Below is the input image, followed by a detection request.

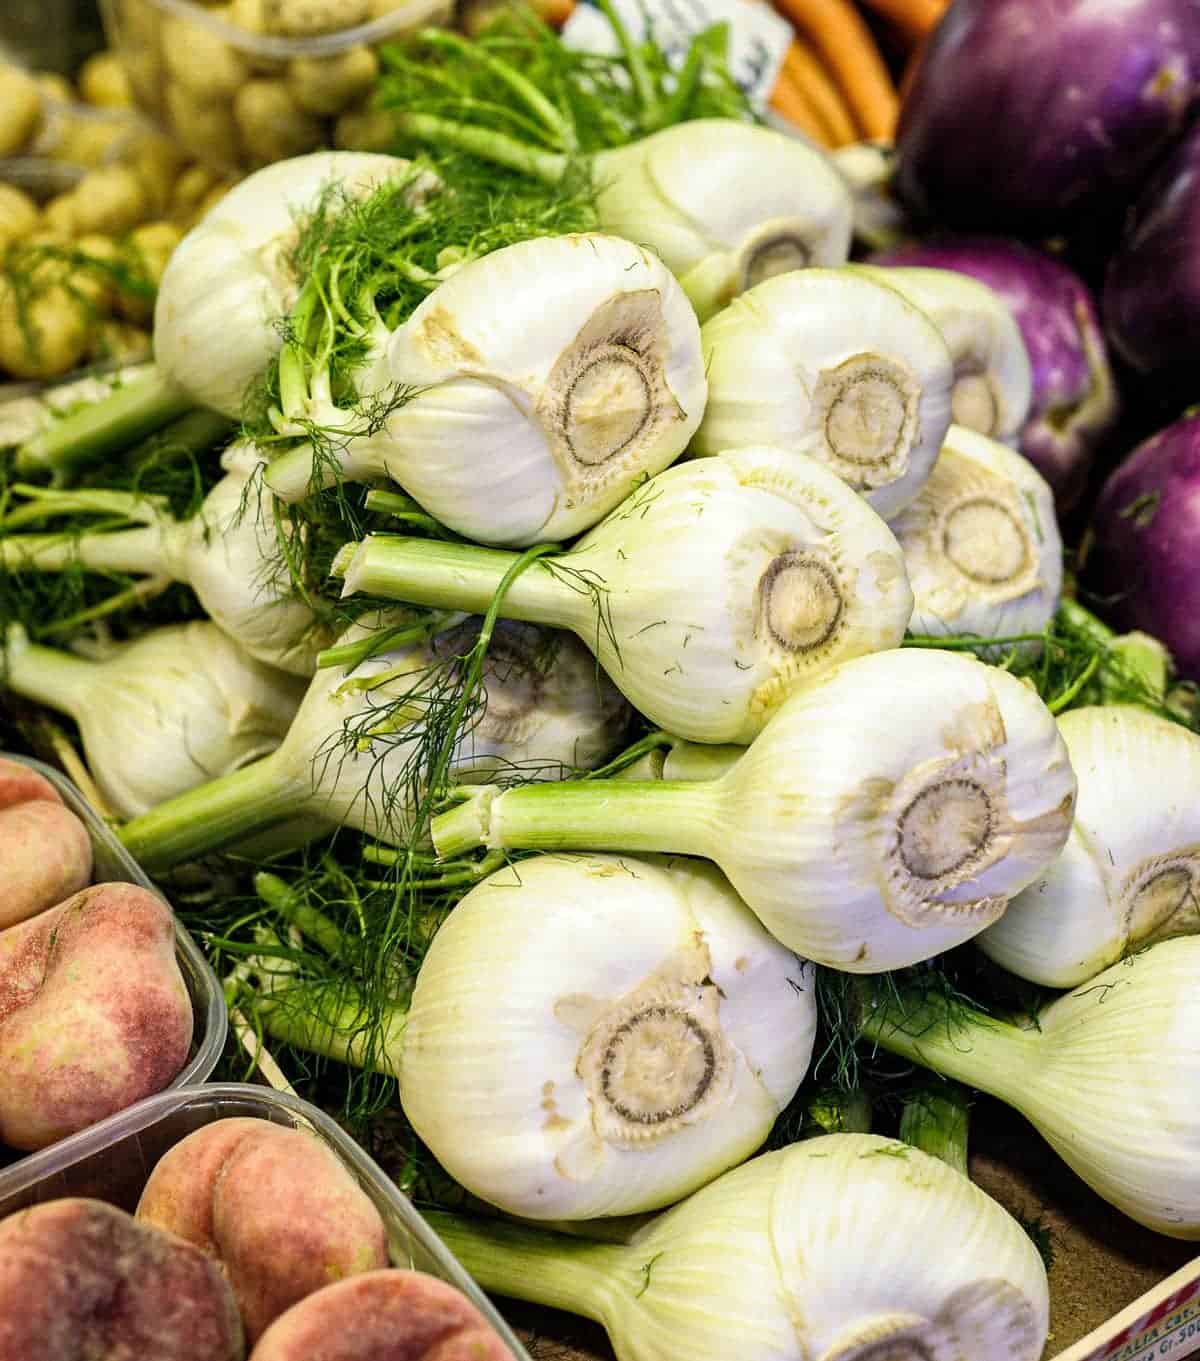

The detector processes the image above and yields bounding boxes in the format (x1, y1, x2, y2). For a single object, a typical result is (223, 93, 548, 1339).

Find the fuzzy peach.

(0, 757, 91, 929)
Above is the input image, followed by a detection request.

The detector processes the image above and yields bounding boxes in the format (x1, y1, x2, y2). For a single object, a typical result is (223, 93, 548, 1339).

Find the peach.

(0, 882, 192, 1150)
(0, 1197, 243, 1361)
(0, 758, 92, 928)
(137, 1119, 389, 1343)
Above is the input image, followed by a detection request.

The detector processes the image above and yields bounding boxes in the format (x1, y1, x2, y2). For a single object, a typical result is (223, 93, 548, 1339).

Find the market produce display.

(5, 0, 1200, 1356)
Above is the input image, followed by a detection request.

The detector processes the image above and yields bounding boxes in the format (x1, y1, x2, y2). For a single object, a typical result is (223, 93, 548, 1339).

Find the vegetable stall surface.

(0, 1197, 243, 1361)
(263, 232, 708, 547)
(0, 755, 92, 928)
(429, 648, 1078, 972)
(137, 1118, 389, 1344)
(871, 237, 1120, 512)
(426, 1133, 1049, 1361)
(887, 424, 1062, 647)
(2, 623, 305, 818)
(862, 935, 1200, 1238)
(692, 267, 955, 517)
(1089, 410, 1200, 681)
(893, 0, 1200, 235)
(0, 882, 192, 1151)
(335, 446, 914, 743)
(979, 705, 1200, 986)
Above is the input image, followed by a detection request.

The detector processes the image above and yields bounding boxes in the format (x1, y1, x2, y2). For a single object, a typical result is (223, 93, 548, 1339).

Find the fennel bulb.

(852, 265, 1033, 443)
(590, 120, 854, 322)
(693, 267, 955, 517)
(431, 647, 1077, 972)
(336, 446, 914, 744)
(1, 622, 305, 819)
(426, 1133, 1049, 1361)
(119, 614, 630, 872)
(1, 442, 325, 676)
(862, 936, 1200, 1238)
(17, 153, 430, 476)
(264, 233, 707, 548)
(978, 705, 1200, 986)
(888, 424, 1062, 644)
(398, 852, 815, 1219)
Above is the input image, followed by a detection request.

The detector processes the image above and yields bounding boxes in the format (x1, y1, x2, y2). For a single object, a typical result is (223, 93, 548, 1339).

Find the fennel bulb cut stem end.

(391, 112, 568, 185)
(338, 536, 574, 627)
(430, 779, 718, 860)
(15, 368, 193, 479)
(119, 754, 305, 873)
(422, 1211, 620, 1323)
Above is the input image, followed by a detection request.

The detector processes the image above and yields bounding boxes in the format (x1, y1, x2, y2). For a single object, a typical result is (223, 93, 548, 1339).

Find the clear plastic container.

(0, 1082, 534, 1360)
(0, 752, 228, 1165)
(98, 0, 454, 171)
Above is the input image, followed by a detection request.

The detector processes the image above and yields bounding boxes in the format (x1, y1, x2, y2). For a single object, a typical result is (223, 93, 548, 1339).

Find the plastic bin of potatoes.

(97, 0, 454, 173)
(0, 52, 243, 384)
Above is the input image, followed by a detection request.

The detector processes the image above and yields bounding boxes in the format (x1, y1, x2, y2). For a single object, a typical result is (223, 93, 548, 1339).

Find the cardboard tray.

(0, 1082, 533, 1359)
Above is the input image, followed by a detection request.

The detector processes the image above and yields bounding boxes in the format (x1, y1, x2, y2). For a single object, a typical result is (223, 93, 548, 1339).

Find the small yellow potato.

(334, 102, 394, 151)
(118, 219, 182, 322)
(119, 47, 165, 111)
(170, 162, 222, 217)
(71, 165, 148, 235)
(128, 130, 186, 213)
(189, 178, 238, 223)
(0, 63, 44, 157)
(39, 193, 80, 238)
(0, 275, 91, 379)
(263, 0, 370, 36)
(78, 51, 135, 108)
(163, 12, 248, 99)
(287, 44, 378, 115)
(233, 79, 323, 165)
(50, 114, 137, 168)
(0, 184, 40, 252)
(164, 83, 243, 167)
(72, 233, 124, 311)
(35, 72, 74, 106)
(225, 0, 288, 72)
(87, 317, 152, 363)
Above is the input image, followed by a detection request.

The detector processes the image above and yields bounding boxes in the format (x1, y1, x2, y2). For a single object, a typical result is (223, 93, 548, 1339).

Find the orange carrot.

(779, 38, 858, 146)
(769, 0, 900, 140)
(859, 0, 948, 44)
(768, 74, 834, 147)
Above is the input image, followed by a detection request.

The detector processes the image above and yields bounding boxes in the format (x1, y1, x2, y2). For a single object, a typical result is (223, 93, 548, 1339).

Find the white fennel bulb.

(428, 1133, 1049, 1361)
(399, 852, 815, 1219)
(863, 936, 1200, 1238)
(264, 233, 708, 547)
(888, 424, 1062, 644)
(978, 705, 1200, 986)
(120, 614, 631, 872)
(337, 446, 914, 744)
(0, 441, 325, 676)
(591, 120, 853, 322)
(432, 647, 1077, 972)
(156, 151, 427, 418)
(2, 622, 305, 818)
(693, 267, 955, 517)
(852, 265, 1033, 442)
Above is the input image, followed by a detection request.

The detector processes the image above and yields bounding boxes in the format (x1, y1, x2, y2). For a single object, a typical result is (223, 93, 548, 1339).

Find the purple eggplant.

(873, 238, 1119, 510)
(1089, 412, 1200, 679)
(1105, 120, 1200, 376)
(894, 0, 1200, 235)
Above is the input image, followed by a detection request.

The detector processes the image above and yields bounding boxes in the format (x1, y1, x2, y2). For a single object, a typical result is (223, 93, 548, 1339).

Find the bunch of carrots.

(768, 0, 949, 146)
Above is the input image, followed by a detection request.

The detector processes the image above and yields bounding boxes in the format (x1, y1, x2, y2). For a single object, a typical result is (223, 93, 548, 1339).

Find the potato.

(165, 83, 243, 168)
(34, 72, 74, 106)
(286, 45, 378, 116)
(0, 184, 38, 252)
(39, 193, 79, 238)
(0, 1198, 243, 1361)
(171, 162, 222, 217)
(163, 11, 249, 100)
(189, 178, 238, 225)
(72, 165, 148, 236)
(233, 80, 324, 166)
(78, 51, 135, 109)
(129, 131, 188, 215)
(87, 318, 152, 363)
(137, 1118, 389, 1343)
(334, 102, 394, 152)
(263, 0, 370, 36)
(0, 64, 43, 157)
(0, 275, 90, 379)
(120, 47, 165, 111)
(0, 882, 192, 1150)
(118, 220, 182, 323)
(49, 115, 136, 169)
(248, 1269, 513, 1361)
(0, 766, 92, 925)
